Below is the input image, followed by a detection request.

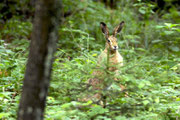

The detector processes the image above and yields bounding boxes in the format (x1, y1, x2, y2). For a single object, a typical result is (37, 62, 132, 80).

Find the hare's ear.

(100, 22, 109, 38)
(113, 21, 125, 37)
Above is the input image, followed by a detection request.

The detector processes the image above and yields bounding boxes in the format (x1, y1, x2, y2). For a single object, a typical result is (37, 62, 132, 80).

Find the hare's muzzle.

(113, 46, 118, 50)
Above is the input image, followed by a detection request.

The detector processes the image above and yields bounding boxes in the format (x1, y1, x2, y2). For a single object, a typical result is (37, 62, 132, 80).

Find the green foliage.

(0, 17, 32, 41)
(0, 0, 180, 120)
(0, 40, 28, 120)
(0, 0, 34, 21)
(133, 0, 155, 20)
(45, 48, 179, 119)
(153, 23, 180, 53)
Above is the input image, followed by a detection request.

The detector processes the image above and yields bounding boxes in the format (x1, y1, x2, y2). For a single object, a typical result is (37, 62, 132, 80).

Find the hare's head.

(100, 21, 125, 51)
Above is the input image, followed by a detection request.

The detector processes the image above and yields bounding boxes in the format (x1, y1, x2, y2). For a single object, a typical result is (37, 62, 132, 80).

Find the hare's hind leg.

(78, 78, 104, 104)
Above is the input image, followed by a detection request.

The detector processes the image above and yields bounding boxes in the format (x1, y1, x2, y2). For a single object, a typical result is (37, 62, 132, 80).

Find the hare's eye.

(107, 39, 110, 42)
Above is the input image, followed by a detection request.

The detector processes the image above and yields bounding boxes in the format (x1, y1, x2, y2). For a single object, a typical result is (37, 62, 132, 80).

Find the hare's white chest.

(113, 52, 123, 66)
(97, 50, 123, 69)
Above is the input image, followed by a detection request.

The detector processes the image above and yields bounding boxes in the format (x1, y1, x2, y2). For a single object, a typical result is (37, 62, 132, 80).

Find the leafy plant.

(0, 0, 180, 119)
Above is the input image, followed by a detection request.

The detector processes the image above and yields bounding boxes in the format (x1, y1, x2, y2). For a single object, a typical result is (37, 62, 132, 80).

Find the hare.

(87, 21, 125, 104)
(97, 21, 124, 73)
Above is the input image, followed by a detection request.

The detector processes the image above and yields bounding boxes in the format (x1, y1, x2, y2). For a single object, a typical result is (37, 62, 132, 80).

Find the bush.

(0, 0, 179, 119)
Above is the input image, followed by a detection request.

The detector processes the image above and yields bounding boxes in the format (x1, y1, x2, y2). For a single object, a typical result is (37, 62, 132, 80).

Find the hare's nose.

(114, 46, 117, 50)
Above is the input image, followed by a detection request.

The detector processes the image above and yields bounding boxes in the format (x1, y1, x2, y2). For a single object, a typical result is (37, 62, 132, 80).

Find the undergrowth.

(0, 0, 180, 120)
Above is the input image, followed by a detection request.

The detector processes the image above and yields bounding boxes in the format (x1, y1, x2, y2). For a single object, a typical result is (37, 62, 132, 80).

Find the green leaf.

(163, 31, 174, 35)
(138, 82, 145, 89)
(115, 116, 127, 120)
(0, 113, 10, 119)
(139, 7, 146, 14)
(164, 23, 178, 28)
(136, 48, 146, 52)
(154, 97, 160, 103)
(155, 25, 164, 29)
(151, 39, 162, 44)
(88, 106, 109, 117)
(169, 46, 179, 52)
(109, 83, 121, 91)
(143, 100, 150, 105)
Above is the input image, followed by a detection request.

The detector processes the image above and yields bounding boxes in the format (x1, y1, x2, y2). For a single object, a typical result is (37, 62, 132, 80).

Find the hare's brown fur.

(92, 21, 124, 78)
(83, 21, 125, 103)
(98, 36, 123, 70)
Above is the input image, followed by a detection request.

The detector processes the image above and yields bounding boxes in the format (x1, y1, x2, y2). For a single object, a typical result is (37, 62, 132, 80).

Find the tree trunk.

(17, 0, 62, 120)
